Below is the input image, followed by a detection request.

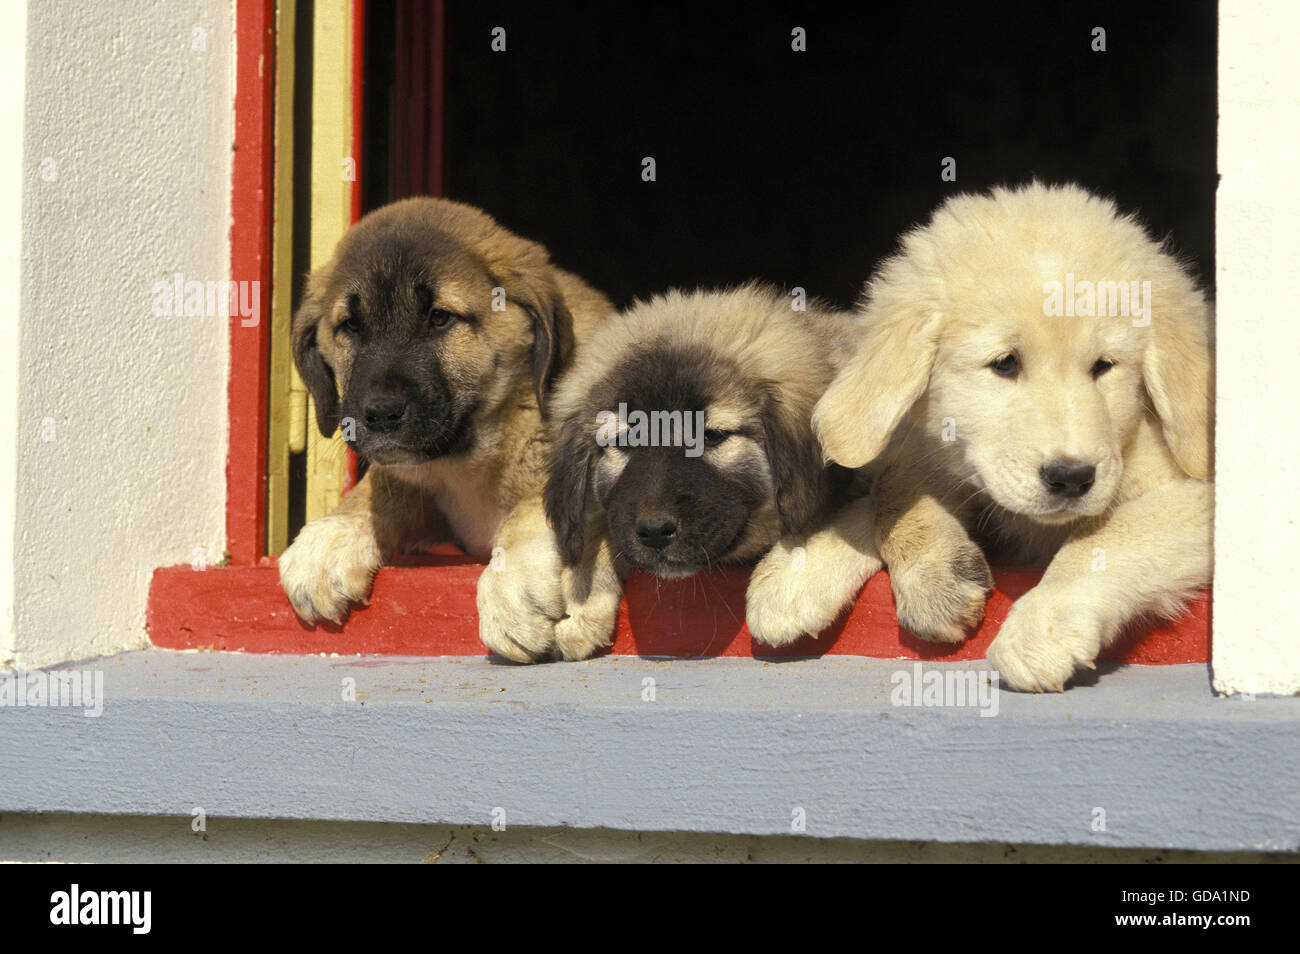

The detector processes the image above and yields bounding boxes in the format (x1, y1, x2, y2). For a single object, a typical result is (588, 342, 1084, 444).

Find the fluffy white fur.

(754, 182, 1214, 691)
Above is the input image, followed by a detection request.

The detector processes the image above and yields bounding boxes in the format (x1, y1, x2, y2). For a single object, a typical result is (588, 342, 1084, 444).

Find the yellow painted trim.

(267, 0, 299, 555)
(305, 0, 354, 523)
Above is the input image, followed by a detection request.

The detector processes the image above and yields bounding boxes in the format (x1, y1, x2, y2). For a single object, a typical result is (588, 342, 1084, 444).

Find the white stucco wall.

(0, 1, 27, 667)
(1213, 0, 1300, 696)
(7, 1, 232, 668)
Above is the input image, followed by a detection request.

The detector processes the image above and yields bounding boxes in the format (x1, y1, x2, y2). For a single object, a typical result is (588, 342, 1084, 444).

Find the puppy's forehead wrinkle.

(941, 304, 1146, 354)
(334, 223, 489, 301)
(344, 271, 419, 322)
(600, 345, 754, 414)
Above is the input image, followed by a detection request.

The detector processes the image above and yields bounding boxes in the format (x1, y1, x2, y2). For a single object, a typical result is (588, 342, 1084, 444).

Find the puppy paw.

(890, 543, 993, 644)
(747, 536, 881, 647)
(986, 584, 1106, 692)
(553, 592, 619, 661)
(746, 542, 824, 647)
(278, 514, 383, 625)
(475, 541, 566, 663)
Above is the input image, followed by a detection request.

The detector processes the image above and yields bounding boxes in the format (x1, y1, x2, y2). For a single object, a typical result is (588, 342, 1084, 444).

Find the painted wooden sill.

(147, 554, 1209, 663)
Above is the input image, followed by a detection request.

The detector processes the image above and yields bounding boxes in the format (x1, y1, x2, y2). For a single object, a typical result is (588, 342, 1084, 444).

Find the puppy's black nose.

(362, 395, 408, 433)
(1040, 459, 1096, 498)
(635, 513, 678, 550)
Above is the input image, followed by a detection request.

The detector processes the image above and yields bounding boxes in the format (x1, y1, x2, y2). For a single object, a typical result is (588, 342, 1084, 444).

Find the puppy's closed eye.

(337, 293, 364, 339)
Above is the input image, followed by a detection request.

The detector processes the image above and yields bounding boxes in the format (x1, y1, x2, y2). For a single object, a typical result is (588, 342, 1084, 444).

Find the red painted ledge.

(147, 556, 1209, 663)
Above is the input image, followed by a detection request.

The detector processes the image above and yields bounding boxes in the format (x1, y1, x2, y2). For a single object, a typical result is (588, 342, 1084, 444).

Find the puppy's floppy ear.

(544, 413, 595, 565)
(1143, 290, 1214, 479)
(813, 308, 939, 468)
(521, 280, 575, 416)
(494, 245, 576, 415)
(761, 383, 828, 536)
(291, 279, 341, 437)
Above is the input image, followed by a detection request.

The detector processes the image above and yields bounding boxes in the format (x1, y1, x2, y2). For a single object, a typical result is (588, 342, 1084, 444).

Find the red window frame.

(226, 0, 275, 568)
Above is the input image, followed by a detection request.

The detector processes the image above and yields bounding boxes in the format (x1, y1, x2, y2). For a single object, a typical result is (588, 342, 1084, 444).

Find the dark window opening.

(362, 2, 1217, 310)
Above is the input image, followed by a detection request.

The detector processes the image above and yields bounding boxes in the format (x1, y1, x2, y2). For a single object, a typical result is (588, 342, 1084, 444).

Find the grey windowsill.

(0, 650, 1296, 851)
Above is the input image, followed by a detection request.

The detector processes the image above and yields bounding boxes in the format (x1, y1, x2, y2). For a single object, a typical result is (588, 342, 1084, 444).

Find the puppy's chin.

(349, 415, 475, 465)
(623, 534, 760, 578)
(633, 557, 701, 579)
(356, 445, 439, 466)
(1015, 505, 1091, 526)
(618, 541, 710, 578)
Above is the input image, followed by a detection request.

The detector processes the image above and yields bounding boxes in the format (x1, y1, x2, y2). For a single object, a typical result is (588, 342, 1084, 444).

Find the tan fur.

(793, 183, 1214, 689)
(277, 198, 614, 655)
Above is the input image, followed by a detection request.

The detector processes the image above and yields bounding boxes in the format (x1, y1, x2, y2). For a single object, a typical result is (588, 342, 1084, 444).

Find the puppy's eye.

(989, 353, 1020, 378)
(1091, 358, 1115, 379)
(703, 429, 731, 448)
(337, 317, 361, 338)
(429, 308, 459, 330)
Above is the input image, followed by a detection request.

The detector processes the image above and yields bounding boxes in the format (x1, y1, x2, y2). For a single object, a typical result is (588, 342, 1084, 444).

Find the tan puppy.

(277, 197, 613, 662)
(527, 284, 867, 662)
(757, 183, 1213, 691)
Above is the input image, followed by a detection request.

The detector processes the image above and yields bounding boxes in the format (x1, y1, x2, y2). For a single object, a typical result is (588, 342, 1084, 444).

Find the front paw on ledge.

(278, 515, 383, 625)
(475, 557, 563, 663)
(476, 543, 619, 663)
(986, 585, 1106, 692)
(745, 539, 876, 648)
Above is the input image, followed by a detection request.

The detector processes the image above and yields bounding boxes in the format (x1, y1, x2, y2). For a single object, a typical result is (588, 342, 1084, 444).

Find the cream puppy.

(754, 182, 1213, 691)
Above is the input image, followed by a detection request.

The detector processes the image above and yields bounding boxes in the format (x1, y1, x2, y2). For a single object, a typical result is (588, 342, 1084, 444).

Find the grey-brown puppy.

(278, 197, 613, 662)
(527, 283, 873, 662)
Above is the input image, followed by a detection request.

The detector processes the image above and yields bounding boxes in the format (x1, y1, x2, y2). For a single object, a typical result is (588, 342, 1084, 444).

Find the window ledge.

(1, 650, 1295, 851)
(147, 562, 1210, 663)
